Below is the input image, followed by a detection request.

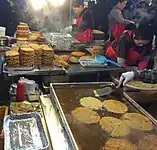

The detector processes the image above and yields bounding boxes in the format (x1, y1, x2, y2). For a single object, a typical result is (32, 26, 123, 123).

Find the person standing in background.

(0, 0, 18, 36)
(64, 0, 94, 43)
(108, 0, 134, 41)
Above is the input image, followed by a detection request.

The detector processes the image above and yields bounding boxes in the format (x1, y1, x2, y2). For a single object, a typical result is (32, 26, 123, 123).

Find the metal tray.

(50, 82, 157, 150)
(4, 63, 34, 71)
(43, 32, 73, 51)
(4, 112, 49, 150)
(79, 59, 107, 68)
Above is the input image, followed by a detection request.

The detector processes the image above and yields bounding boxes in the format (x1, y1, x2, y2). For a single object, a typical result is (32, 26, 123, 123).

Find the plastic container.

(0, 27, 6, 37)
(24, 80, 36, 94)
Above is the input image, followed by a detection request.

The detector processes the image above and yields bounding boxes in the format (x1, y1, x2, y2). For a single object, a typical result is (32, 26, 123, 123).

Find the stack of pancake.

(16, 23, 29, 43)
(38, 35, 46, 43)
(29, 44, 43, 66)
(42, 45, 54, 65)
(20, 47, 35, 67)
(28, 31, 41, 43)
(5, 50, 20, 67)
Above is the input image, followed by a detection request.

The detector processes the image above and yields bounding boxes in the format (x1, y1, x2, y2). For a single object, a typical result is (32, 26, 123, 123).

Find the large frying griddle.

(50, 82, 157, 150)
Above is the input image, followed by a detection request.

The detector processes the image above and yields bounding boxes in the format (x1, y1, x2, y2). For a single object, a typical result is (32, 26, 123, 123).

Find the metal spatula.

(94, 82, 140, 98)
(94, 84, 123, 98)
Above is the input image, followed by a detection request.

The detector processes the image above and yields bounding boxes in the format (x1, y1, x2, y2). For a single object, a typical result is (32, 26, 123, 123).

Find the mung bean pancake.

(103, 100, 128, 114)
(100, 117, 121, 134)
(138, 134, 157, 150)
(111, 121, 130, 137)
(123, 113, 153, 131)
(80, 97, 103, 110)
(71, 107, 100, 124)
(128, 80, 157, 89)
(104, 138, 137, 150)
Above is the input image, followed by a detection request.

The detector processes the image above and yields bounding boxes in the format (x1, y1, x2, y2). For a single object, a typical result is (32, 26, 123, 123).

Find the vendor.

(105, 24, 154, 70)
(64, 0, 94, 43)
(108, 0, 134, 40)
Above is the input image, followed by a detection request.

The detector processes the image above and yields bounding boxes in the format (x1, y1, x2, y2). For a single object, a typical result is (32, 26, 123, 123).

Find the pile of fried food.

(71, 97, 156, 150)
(10, 101, 41, 114)
(5, 44, 54, 67)
(128, 80, 157, 89)
(53, 51, 94, 68)
(16, 23, 45, 44)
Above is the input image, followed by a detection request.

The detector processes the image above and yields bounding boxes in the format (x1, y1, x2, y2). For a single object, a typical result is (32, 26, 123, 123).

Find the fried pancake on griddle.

(104, 138, 137, 150)
(80, 97, 103, 110)
(71, 107, 100, 124)
(111, 121, 130, 137)
(138, 134, 157, 150)
(100, 117, 121, 134)
(123, 113, 153, 131)
(103, 100, 128, 114)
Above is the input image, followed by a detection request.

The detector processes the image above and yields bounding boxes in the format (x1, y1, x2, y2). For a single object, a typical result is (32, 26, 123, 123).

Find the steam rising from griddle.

(15, 1, 70, 32)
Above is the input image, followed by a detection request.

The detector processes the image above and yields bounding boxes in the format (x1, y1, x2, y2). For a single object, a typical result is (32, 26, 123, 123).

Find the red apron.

(76, 17, 93, 43)
(105, 31, 148, 69)
(111, 24, 125, 41)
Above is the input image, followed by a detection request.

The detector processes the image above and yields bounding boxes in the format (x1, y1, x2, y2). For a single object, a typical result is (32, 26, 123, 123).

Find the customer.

(108, 0, 134, 40)
(105, 24, 154, 70)
(64, 0, 94, 43)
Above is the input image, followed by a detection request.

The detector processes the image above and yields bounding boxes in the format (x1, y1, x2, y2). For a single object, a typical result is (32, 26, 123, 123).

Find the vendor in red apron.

(105, 24, 154, 70)
(64, 0, 94, 43)
(72, 0, 94, 43)
(108, 0, 135, 41)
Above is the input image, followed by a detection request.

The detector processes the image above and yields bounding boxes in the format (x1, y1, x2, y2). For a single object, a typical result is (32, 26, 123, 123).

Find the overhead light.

(30, 0, 47, 11)
(48, 0, 66, 7)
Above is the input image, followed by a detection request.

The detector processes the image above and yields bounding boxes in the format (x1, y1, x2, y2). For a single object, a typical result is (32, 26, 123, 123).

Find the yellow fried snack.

(104, 138, 137, 150)
(123, 113, 153, 131)
(80, 97, 103, 110)
(53, 59, 69, 68)
(103, 100, 128, 114)
(71, 51, 86, 57)
(100, 117, 121, 134)
(111, 121, 130, 137)
(71, 107, 100, 124)
(80, 55, 94, 60)
(69, 56, 79, 63)
(138, 135, 157, 150)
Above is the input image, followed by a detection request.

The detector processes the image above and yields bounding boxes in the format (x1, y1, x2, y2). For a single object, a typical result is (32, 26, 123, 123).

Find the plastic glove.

(62, 26, 72, 33)
(119, 71, 135, 86)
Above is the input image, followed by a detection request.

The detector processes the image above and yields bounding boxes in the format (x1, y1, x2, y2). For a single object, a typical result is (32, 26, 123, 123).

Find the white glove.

(62, 26, 72, 33)
(119, 71, 135, 86)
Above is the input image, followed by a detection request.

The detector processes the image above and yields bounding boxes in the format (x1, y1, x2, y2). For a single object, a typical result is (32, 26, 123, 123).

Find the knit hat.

(135, 23, 154, 41)
(73, 0, 84, 7)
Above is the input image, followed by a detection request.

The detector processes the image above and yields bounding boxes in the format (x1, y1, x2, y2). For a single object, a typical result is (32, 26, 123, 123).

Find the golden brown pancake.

(111, 121, 130, 137)
(138, 134, 157, 150)
(100, 117, 121, 134)
(80, 97, 103, 110)
(104, 138, 137, 150)
(103, 100, 128, 114)
(123, 113, 153, 131)
(71, 51, 85, 57)
(71, 107, 100, 124)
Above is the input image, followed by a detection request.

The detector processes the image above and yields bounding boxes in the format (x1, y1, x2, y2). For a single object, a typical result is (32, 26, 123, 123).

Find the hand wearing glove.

(62, 26, 72, 33)
(119, 71, 135, 86)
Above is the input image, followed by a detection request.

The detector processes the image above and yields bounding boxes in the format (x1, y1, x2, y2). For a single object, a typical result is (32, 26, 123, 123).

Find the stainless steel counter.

(40, 95, 71, 150)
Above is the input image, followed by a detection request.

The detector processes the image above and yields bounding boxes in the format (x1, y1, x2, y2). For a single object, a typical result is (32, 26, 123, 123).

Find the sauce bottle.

(16, 80, 25, 102)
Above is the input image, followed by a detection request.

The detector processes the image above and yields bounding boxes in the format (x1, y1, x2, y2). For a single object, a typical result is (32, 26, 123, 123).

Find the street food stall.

(1, 0, 157, 150)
